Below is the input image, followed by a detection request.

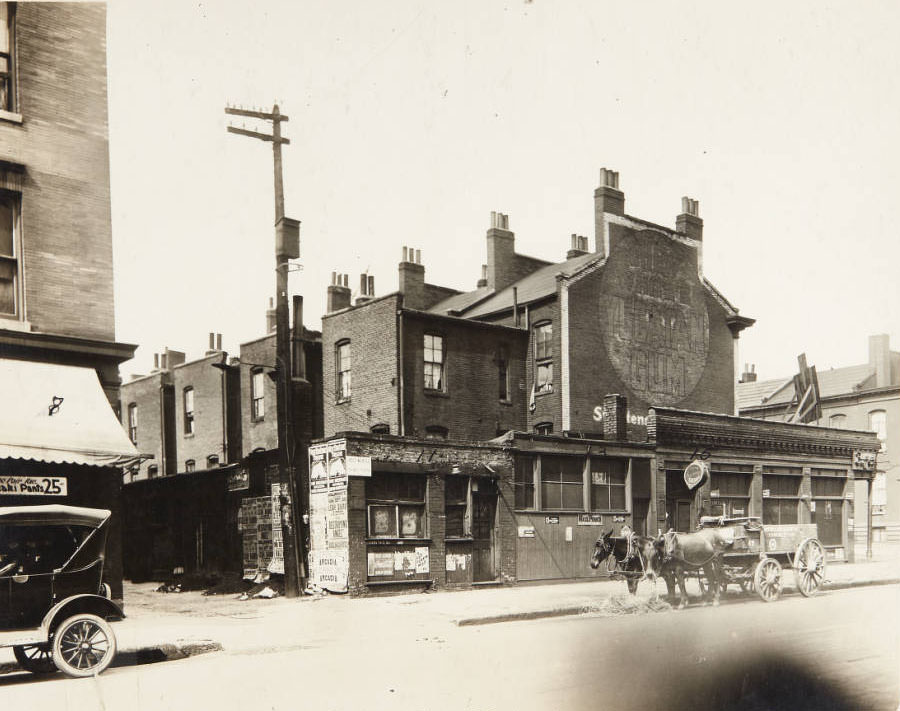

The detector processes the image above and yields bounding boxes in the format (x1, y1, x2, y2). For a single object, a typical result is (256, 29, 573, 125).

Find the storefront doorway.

(472, 482, 497, 582)
(665, 469, 694, 532)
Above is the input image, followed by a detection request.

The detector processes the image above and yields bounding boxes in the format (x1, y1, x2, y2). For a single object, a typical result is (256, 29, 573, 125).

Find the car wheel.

(51, 613, 117, 678)
(13, 643, 56, 674)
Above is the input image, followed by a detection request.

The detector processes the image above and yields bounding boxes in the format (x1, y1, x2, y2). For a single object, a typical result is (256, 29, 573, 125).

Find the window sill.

(334, 398, 351, 406)
(0, 316, 30, 332)
(366, 538, 431, 545)
(424, 389, 450, 399)
(444, 536, 474, 543)
(534, 389, 554, 398)
(183, 433, 195, 439)
(499, 399, 513, 407)
(0, 110, 23, 125)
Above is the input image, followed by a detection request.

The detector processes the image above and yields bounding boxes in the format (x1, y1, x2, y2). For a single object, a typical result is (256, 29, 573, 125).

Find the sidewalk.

(3, 550, 898, 672)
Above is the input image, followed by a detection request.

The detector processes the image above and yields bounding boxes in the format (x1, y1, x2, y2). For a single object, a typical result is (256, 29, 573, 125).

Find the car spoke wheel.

(51, 613, 117, 678)
(793, 537, 826, 597)
(13, 643, 56, 674)
(754, 557, 783, 602)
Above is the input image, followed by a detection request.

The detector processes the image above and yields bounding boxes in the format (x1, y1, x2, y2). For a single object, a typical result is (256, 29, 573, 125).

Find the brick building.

(738, 334, 900, 545)
(0, 4, 140, 601)
(312, 171, 880, 594)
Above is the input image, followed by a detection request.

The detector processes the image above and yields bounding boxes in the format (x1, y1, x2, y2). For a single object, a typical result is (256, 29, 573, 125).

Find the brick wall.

(322, 295, 400, 437)
(0, 4, 116, 340)
(120, 371, 171, 480)
(172, 353, 227, 470)
(240, 335, 278, 456)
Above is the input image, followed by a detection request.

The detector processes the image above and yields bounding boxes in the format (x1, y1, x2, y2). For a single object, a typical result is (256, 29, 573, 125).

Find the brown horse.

(591, 527, 664, 599)
(657, 527, 734, 608)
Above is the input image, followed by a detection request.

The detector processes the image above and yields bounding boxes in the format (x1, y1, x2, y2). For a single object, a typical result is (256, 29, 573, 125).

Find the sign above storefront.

(852, 450, 876, 473)
(347, 455, 371, 477)
(227, 468, 249, 491)
(0, 475, 67, 496)
(683, 460, 709, 490)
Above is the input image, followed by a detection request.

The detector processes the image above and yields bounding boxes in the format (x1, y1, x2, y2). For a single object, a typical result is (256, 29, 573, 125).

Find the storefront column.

(749, 464, 763, 518)
(654, 457, 667, 535)
(799, 466, 812, 525)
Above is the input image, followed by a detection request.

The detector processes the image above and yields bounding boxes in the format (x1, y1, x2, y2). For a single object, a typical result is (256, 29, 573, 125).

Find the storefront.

(0, 359, 144, 601)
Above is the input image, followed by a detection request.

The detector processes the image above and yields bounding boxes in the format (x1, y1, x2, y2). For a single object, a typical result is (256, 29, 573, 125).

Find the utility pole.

(225, 103, 305, 598)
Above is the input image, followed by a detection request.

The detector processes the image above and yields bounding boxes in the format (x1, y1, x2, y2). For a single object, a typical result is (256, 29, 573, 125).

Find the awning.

(0, 359, 144, 467)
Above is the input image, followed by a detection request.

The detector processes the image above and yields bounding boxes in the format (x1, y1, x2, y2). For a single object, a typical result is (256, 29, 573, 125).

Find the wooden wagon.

(696, 515, 827, 602)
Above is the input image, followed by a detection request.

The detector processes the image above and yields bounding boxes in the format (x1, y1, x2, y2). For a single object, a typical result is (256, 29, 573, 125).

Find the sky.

(106, 1, 900, 382)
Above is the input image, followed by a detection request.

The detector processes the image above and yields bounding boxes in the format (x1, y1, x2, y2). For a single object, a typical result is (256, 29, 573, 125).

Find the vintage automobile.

(0, 504, 123, 677)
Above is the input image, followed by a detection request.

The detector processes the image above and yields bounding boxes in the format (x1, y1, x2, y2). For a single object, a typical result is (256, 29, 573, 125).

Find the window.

(127, 403, 138, 445)
(868, 410, 887, 451)
(424, 425, 448, 440)
(147, 465, 159, 479)
(828, 414, 847, 429)
(370, 423, 390, 435)
(873, 471, 887, 516)
(445, 476, 469, 538)
(534, 422, 553, 435)
(367, 472, 426, 539)
(515, 457, 535, 510)
(534, 322, 553, 393)
(590, 458, 627, 511)
(541, 456, 584, 510)
(707, 464, 753, 518)
(183, 387, 194, 434)
(0, 3, 16, 113)
(335, 341, 351, 401)
(0, 190, 21, 317)
(762, 468, 801, 525)
(251, 369, 266, 420)
(498, 346, 509, 401)
(424, 334, 444, 391)
(185, 459, 196, 473)
(206, 454, 219, 468)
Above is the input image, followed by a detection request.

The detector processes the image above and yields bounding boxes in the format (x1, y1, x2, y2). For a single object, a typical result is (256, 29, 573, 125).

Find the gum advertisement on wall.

(308, 440, 349, 592)
(600, 230, 709, 407)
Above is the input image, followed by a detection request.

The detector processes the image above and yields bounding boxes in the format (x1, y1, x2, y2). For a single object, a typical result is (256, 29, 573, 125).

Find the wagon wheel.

(13, 643, 56, 674)
(51, 614, 117, 678)
(754, 557, 783, 602)
(793, 537, 826, 597)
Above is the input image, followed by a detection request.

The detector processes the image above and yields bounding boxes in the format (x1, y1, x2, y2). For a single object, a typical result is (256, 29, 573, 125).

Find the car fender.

(41, 594, 125, 635)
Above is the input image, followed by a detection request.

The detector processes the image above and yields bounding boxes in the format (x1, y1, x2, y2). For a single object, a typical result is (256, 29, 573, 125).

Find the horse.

(656, 527, 734, 608)
(590, 526, 664, 599)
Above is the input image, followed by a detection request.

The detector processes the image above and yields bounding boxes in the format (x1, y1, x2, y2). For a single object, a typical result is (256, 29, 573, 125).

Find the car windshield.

(0, 524, 93, 575)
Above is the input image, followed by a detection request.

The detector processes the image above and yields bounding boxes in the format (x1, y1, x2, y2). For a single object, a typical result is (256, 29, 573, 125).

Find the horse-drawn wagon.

(696, 515, 827, 602)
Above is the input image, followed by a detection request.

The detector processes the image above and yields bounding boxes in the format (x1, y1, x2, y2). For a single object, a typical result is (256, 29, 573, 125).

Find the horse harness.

(605, 532, 647, 578)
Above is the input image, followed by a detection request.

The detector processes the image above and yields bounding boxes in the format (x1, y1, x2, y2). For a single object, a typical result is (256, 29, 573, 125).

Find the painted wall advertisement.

(308, 440, 350, 592)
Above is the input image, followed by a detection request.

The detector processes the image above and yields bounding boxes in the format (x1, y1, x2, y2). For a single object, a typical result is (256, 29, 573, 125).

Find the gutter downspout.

(397, 299, 405, 436)
(220, 365, 229, 464)
(158, 379, 167, 476)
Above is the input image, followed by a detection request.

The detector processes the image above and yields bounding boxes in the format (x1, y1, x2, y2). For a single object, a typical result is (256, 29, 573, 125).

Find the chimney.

(266, 297, 277, 333)
(602, 393, 628, 442)
(676, 196, 703, 241)
(869, 334, 891, 388)
(398, 246, 426, 310)
(153, 353, 160, 371)
(327, 272, 352, 312)
(217, 333, 222, 351)
(740, 363, 758, 383)
(567, 233, 589, 260)
(355, 273, 376, 306)
(205, 332, 219, 356)
(594, 168, 624, 257)
(477, 264, 488, 289)
(164, 347, 186, 369)
(486, 211, 515, 291)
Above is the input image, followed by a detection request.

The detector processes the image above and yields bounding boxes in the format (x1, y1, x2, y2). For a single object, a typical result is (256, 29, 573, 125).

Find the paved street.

(1, 584, 896, 710)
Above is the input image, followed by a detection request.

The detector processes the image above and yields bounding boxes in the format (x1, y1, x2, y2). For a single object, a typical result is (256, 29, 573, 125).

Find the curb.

(454, 577, 900, 627)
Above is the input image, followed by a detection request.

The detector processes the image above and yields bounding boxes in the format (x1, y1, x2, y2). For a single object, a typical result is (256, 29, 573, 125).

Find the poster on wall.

(307, 440, 350, 592)
(268, 483, 285, 575)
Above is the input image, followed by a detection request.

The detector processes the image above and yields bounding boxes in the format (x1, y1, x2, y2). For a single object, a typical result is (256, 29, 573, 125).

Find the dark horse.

(590, 526, 663, 598)
(657, 527, 734, 608)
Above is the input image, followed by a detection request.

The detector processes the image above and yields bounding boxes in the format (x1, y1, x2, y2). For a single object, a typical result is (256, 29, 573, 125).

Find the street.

(0, 584, 896, 710)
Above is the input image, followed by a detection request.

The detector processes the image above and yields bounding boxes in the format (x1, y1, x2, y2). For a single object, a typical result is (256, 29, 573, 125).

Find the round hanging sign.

(683, 459, 709, 490)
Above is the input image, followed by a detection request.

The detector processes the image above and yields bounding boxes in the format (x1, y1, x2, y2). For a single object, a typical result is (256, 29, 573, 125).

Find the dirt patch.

(587, 594, 673, 616)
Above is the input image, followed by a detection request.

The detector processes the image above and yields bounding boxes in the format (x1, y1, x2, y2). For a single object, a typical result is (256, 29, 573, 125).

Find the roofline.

(320, 291, 401, 320)
(402, 308, 528, 334)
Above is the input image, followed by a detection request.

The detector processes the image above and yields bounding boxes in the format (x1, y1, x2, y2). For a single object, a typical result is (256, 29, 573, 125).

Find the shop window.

(424, 425, 448, 440)
(868, 410, 887, 451)
(183, 387, 194, 435)
(335, 340, 351, 402)
(251, 369, 266, 421)
(515, 456, 535, 510)
(533, 322, 553, 393)
(590, 458, 627, 511)
(367, 472, 427, 539)
(0, 4, 16, 113)
(541, 456, 584, 511)
(811, 477, 844, 498)
(762, 471, 800, 525)
(127, 403, 138, 445)
(828, 413, 846, 429)
(445, 476, 469, 538)
(498, 346, 510, 401)
(424, 334, 444, 391)
(708, 467, 752, 518)
(0, 190, 21, 317)
(534, 422, 553, 435)
(185, 459, 196, 473)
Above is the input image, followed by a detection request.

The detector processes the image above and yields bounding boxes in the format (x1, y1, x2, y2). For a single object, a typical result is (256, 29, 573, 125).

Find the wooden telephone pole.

(225, 103, 306, 597)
